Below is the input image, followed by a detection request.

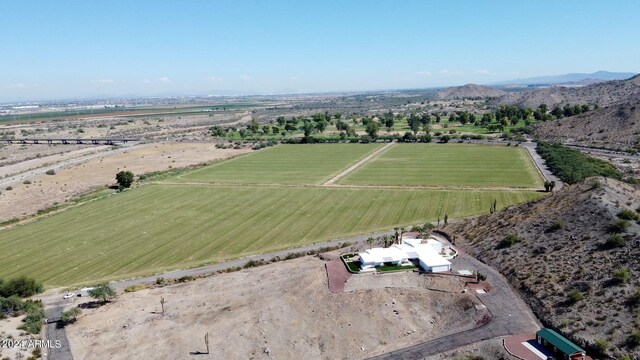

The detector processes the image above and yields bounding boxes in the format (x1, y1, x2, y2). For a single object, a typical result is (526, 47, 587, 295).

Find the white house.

(358, 237, 451, 272)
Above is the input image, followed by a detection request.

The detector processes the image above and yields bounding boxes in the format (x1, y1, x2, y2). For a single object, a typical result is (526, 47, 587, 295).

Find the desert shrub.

(609, 219, 630, 233)
(547, 219, 567, 232)
(605, 234, 626, 248)
(617, 209, 640, 221)
(18, 301, 44, 334)
(5, 186, 13, 191)
(612, 267, 630, 284)
(593, 338, 609, 356)
(568, 289, 584, 303)
(243, 259, 267, 269)
(124, 285, 145, 293)
(23, 180, 32, 185)
(498, 233, 520, 248)
(155, 277, 166, 285)
(45, 169, 55, 175)
(177, 275, 195, 283)
(629, 329, 640, 347)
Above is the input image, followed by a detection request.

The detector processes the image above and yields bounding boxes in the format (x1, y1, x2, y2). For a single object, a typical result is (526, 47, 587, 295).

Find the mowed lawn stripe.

(176, 143, 383, 185)
(338, 143, 544, 188)
(0, 184, 543, 286)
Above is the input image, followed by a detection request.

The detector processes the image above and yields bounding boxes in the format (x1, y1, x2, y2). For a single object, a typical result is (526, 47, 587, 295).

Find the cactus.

(160, 297, 166, 315)
(204, 332, 210, 354)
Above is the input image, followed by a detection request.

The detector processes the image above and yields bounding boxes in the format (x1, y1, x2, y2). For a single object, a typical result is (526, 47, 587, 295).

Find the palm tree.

(393, 227, 400, 244)
(399, 227, 406, 244)
(367, 237, 375, 249)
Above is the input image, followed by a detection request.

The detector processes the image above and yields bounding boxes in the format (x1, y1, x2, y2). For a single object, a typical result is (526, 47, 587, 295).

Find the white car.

(63, 293, 75, 299)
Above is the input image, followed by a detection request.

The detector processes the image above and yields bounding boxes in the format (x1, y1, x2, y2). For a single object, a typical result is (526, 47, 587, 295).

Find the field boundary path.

(323, 142, 394, 185)
(521, 141, 563, 192)
(367, 235, 540, 360)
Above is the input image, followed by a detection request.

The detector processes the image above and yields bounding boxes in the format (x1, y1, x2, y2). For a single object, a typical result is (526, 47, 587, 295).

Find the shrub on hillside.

(547, 219, 567, 232)
(567, 289, 584, 303)
(612, 267, 631, 284)
(497, 233, 521, 249)
(609, 219, 630, 233)
(45, 169, 56, 175)
(605, 234, 626, 248)
(617, 209, 640, 221)
(593, 338, 609, 356)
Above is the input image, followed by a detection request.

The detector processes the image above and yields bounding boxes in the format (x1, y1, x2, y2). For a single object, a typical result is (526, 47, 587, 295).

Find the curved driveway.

(367, 240, 539, 360)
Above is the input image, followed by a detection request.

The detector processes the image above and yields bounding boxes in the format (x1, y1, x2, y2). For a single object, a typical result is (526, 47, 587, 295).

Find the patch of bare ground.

(0, 315, 41, 360)
(444, 177, 640, 358)
(421, 337, 513, 360)
(65, 256, 486, 360)
(0, 142, 250, 221)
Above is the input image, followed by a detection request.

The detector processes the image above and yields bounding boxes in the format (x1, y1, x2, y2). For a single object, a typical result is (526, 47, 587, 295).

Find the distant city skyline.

(1, 0, 639, 102)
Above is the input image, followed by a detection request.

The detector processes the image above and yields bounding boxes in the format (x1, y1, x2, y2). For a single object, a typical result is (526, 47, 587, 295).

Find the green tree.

(116, 171, 134, 189)
(61, 307, 82, 325)
(365, 121, 380, 139)
(0, 276, 43, 298)
(276, 116, 286, 126)
(88, 283, 117, 303)
(301, 121, 316, 138)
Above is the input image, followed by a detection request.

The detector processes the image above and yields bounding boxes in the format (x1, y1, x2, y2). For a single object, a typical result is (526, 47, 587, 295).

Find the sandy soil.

(0, 142, 250, 220)
(0, 315, 41, 360)
(65, 257, 486, 360)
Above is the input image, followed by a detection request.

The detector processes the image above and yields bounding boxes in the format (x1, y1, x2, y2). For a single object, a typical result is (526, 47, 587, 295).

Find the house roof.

(359, 247, 407, 264)
(415, 246, 451, 267)
(537, 328, 585, 355)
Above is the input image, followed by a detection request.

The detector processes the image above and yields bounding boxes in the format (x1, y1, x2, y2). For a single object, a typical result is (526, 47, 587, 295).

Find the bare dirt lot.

(65, 256, 486, 360)
(0, 142, 250, 220)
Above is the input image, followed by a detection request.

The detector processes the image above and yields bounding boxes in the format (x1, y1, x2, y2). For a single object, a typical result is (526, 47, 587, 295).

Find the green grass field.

(0, 143, 546, 287)
(176, 143, 382, 184)
(339, 143, 543, 188)
(0, 184, 542, 286)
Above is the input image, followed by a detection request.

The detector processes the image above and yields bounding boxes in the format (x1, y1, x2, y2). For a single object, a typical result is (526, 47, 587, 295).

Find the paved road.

(43, 300, 73, 360)
(367, 237, 539, 360)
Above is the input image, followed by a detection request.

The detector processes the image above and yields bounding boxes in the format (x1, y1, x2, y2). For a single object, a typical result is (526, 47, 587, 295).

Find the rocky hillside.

(534, 100, 640, 151)
(434, 84, 506, 100)
(496, 74, 640, 108)
(444, 178, 640, 358)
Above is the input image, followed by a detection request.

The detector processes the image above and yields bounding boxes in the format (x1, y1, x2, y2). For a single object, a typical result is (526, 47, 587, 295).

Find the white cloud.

(438, 70, 464, 76)
(240, 74, 253, 81)
(415, 71, 432, 76)
(7, 83, 26, 89)
(475, 69, 490, 75)
(90, 79, 114, 84)
(158, 76, 171, 83)
(142, 79, 152, 83)
(208, 76, 223, 82)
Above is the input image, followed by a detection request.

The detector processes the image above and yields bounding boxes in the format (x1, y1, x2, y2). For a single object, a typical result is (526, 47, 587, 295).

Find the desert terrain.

(64, 256, 486, 360)
(0, 142, 250, 221)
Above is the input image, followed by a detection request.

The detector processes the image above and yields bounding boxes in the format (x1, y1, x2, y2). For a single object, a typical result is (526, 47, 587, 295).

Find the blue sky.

(1, 0, 639, 102)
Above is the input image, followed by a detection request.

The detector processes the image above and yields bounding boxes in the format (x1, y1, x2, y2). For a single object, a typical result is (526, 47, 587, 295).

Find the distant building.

(358, 237, 451, 273)
(536, 328, 586, 360)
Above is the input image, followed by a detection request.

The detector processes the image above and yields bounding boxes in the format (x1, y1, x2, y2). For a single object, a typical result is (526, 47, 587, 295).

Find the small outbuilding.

(536, 328, 586, 360)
